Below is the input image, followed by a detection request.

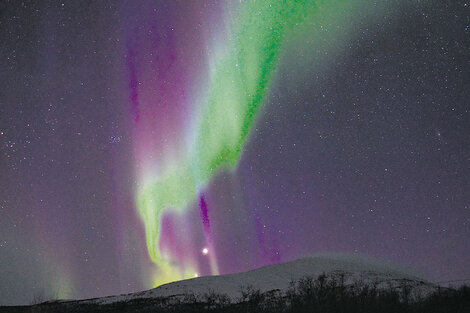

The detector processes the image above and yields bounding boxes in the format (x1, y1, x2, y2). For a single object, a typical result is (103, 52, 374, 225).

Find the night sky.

(1, 0, 469, 306)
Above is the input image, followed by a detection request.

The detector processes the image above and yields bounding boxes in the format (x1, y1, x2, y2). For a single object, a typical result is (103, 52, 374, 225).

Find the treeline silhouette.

(2, 274, 470, 313)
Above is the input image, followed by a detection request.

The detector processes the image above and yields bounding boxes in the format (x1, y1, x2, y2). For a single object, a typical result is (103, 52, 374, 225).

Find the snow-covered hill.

(88, 253, 435, 305)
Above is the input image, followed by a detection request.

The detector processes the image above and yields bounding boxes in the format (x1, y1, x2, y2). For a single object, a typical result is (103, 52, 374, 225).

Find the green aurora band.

(136, 0, 358, 282)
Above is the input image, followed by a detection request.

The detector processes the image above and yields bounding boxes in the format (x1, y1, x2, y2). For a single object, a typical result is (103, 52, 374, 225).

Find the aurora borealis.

(133, 0, 322, 284)
(1, 0, 470, 305)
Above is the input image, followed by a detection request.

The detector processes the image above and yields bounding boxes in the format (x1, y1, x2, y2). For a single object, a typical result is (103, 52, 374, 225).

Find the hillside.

(88, 253, 434, 305)
(2, 253, 452, 313)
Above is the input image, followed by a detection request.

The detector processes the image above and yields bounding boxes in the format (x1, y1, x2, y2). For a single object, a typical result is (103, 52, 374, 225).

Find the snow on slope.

(88, 253, 435, 305)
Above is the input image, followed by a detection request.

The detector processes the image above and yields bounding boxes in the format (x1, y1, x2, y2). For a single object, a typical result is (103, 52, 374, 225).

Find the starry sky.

(1, 0, 469, 306)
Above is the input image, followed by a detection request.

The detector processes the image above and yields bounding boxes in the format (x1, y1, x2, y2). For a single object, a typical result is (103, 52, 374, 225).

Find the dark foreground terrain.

(2, 275, 469, 313)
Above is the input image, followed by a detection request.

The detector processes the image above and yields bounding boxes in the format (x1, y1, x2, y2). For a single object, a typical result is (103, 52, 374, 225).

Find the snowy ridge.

(85, 253, 435, 305)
